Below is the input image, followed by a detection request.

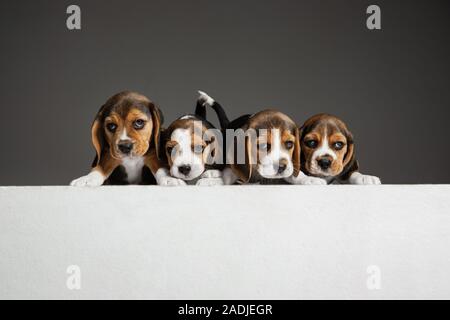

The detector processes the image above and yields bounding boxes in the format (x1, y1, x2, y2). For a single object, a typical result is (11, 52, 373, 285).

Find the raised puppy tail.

(196, 90, 230, 130)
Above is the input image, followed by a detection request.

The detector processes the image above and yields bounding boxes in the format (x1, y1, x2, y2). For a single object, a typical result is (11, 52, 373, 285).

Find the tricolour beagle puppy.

(70, 91, 177, 186)
(298, 113, 381, 184)
(158, 91, 229, 186)
(223, 109, 326, 185)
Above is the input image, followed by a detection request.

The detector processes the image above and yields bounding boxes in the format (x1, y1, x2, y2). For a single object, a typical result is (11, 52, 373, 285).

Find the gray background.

(0, 0, 449, 185)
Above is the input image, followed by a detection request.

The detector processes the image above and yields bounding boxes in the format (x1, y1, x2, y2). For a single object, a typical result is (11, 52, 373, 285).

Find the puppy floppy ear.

(340, 129, 359, 180)
(91, 105, 106, 168)
(148, 102, 163, 159)
(232, 135, 253, 183)
(158, 128, 169, 164)
(342, 130, 355, 168)
(298, 125, 309, 173)
(292, 127, 301, 177)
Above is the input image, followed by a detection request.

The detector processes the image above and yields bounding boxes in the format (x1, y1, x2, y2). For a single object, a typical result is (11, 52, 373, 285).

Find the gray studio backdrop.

(0, 0, 449, 185)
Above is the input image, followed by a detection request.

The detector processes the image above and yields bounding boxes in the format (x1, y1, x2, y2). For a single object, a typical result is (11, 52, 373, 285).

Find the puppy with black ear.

(159, 91, 229, 186)
(223, 109, 326, 185)
(297, 113, 381, 184)
(70, 91, 178, 186)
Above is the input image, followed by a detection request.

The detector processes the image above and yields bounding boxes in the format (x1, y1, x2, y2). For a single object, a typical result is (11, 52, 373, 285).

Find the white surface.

(0, 185, 449, 300)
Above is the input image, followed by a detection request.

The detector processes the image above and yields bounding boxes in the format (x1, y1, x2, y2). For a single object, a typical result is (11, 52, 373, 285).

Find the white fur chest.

(121, 156, 145, 184)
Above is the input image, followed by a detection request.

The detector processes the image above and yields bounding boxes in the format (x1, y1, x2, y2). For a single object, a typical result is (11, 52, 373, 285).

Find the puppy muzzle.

(317, 157, 332, 170)
(310, 155, 334, 176)
(118, 140, 134, 155)
(258, 158, 293, 179)
(178, 165, 191, 176)
(170, 162, 205, 181)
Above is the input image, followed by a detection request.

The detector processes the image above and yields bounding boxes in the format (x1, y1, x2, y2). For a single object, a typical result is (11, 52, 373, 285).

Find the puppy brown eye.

(166, 146, 174, 155)
(305, 140, 318, 148)
(193, 145, 204, 154)
(133, 119, 146, 130)
(106, 123, 117, 133)
(285, 141, 294, 149)
(333, 141, 344, 150)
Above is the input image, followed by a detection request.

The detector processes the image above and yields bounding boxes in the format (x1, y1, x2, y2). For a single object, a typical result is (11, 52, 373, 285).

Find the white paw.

(197, 90, 215, 107)
(299, 176, 327, 185)
(157, 176, 187, 186)
(196, 177, 224, 186)
(70, 171, 104, 187)
(285, 172, 327, 185)
(350, 173, 381, 185)
(200, 169, 222, 179)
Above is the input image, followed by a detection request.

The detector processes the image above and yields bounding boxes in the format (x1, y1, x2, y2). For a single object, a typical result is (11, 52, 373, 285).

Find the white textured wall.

(0, 185, 449, 300)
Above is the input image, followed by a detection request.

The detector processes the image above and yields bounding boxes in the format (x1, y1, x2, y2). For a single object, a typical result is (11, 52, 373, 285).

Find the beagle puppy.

(70, 91, 177, 186)
(298, 113, 381, 184)
(158, 91, 229, 186)
(223, 109, 326, 185)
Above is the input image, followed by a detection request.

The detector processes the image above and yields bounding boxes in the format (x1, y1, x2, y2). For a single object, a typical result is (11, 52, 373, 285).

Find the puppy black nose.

(317, 158, 332, 170)
(118, 141, 133, 154)
(277, 163, 287, 174)
(178, 165, 191, 176)
(277, 159, 288, 174)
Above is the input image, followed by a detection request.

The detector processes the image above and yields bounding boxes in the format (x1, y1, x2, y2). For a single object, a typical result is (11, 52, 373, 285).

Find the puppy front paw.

(157, 176, 187, 186)
(200, 169, 222, 179)
(196, 177, 224, 186)
(70, 171, 104, 187)
(349, 173, 381, 185)
(299, 176, 327, 185)
(285, 173, 327, 185)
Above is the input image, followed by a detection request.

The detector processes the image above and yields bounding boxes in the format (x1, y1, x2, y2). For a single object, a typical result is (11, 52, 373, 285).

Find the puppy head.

(162, 117, 216, 181)
(300, 113, 355, 178)
(232, 109, 300, 182)
(91, 91, 162, 166)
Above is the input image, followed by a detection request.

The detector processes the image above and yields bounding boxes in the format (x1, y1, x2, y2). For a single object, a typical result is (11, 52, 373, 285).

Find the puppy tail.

(196, 90, 230, 130)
